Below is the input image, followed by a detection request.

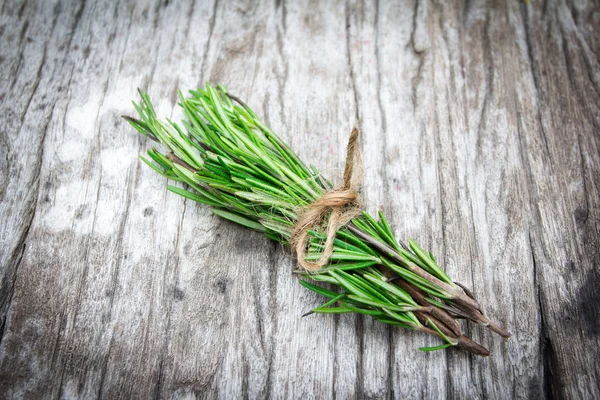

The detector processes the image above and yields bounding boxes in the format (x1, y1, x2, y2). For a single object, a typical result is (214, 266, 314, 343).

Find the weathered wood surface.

(0, 0, 599, 398)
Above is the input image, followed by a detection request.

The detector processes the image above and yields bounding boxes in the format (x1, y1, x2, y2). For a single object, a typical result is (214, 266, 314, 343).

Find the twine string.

(291, 127, 363, 271)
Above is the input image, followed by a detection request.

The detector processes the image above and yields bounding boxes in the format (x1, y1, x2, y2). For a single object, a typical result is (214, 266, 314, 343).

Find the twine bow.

(291, 127, 363, 271)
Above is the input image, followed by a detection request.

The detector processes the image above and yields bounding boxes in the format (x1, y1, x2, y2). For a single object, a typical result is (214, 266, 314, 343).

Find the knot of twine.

(291, 127, 363, 271)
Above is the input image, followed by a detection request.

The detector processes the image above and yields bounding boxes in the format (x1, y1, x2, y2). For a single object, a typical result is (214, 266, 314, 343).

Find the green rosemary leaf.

(309, 274, 340, 285)
(377, 211, 402, 252)
(311, 307, 352, 314)
(334, 269, 394, 304)
(381, 308, 416, 325)
(235, 191, 291, 209)
(419, 344, 453, 352)
(381, 258, 450, 299)
(427, 318, 457, 346)
(409, 240, 454, 285)
(397, 247, 430, 273)
(140, 155, 180, 181)
(328, 269, 373, 300)
(346, 294, 410, 312)
(336, 229, 379, 257)
(298, 279, 341, 299)
(340, 303, 385, 316)
(374, 317, 413, 329)
(304, 252, 378, 263)
(312, 260, 377, 272)
(211, 208, 266, 232)
(259, 219, 293, 239)
(313, 293, 346, 310)
(168, 185, 221, 207)
(361, 273, 417, 305)
(362, 211, 396, 248)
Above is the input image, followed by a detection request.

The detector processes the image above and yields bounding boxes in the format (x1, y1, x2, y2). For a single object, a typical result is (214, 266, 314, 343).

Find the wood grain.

(0, 0, 598, 398)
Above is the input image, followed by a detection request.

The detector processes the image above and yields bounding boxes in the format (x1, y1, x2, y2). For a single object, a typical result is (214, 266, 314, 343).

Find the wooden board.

(1, 0, 599, 398)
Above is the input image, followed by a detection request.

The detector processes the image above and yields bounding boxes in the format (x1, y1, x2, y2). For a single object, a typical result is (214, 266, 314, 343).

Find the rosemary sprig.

(124, 83, 509, 356)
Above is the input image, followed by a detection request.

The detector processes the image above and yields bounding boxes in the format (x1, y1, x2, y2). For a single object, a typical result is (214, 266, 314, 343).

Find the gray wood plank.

(0, 0, 598, 398)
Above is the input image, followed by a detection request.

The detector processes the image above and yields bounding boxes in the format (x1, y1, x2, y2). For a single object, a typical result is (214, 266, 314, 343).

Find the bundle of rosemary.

(124, 83, 509, 356)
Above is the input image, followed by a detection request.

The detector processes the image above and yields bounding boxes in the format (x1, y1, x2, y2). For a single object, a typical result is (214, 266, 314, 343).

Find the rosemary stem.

(418, 322, 490, 357)
(392, 277, 462, 337)
(347, 223, 481, 310)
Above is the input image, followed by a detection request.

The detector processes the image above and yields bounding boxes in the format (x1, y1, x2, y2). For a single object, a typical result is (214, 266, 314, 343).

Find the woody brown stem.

(455, 335, 491, 357)
(394, 278, 462, 337)
(417, 314, 490, 357)
(449, 300, 511, 338)
(167, 151, 196, 172)
(487, 321, 511, 339)
(378, 265, 462, 337)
